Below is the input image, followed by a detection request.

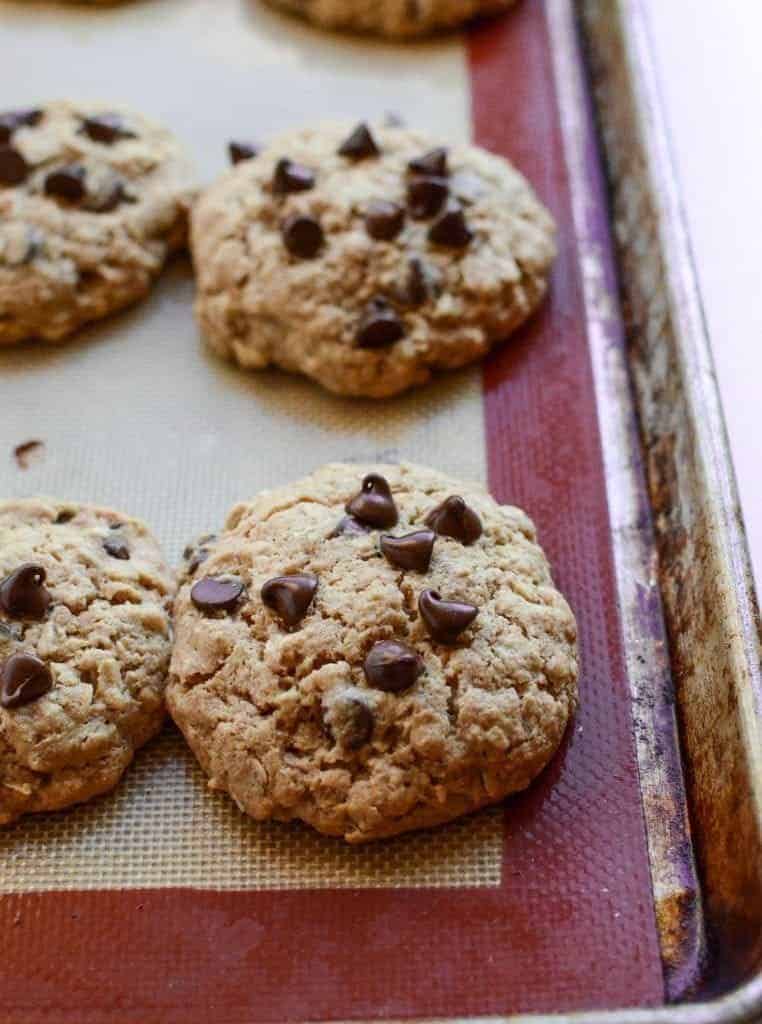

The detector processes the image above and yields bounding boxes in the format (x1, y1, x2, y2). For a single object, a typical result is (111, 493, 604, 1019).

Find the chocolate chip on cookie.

(408, 147, 448, 178)
(0, 108, 42, 144)
(103, 534, 130, 560)
(0, 146, 29, 187)
(282, 213, 324, 259)
(0, 564, 51, 621)
(272, 157, 315, 194)
(419, 589, 478, 643)
(364, 199, 405, 241)
(328, 515, 371, 539)
(380, 530, 435, 572)
(191, 576, 245, 613)
(425, 495, 483, 544)
(346, 473, 398, 528)
(81, 113, 136, 145)
(356, 298, 405, 349)
(229, 140, 259, 165)
(44, 164, 87, 203)
(337, 122, 379, 160)
(407, 176, 449, 220)
(0, 652, 53, 710)
(364, 640, 423, 693)
(325, 689, 374, 750)
(428, 203, 472, 248)
(261, 573, 318, 628)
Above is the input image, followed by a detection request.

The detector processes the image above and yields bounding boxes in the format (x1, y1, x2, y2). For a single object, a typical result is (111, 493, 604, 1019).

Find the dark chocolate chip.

(0, 146, 29, 187)
(380, 530, 435, 572)
(428, 203, 471, 249)
(363, 640, 423, 693)
(400, 257, 433, 307)
(44, 164, 86, 203)
(0, 652, 53, 710)
(425, 495, 483, 545)
(261, 573, 318, 628)
(81, 113, 136, 145)
(191, 576, 245, 613)
(229, 140, 259, 165)
(328, 692, 374, 750)
(356, 297, 405, 349)
(55, 510, 75, 524)
(428, 204, 473, 248)
(346, 473, 398, 528)
(406, 176, 448, 219)
(364, 199, 405, 241)
(329, 515, 371, 539)
(103, 535, 130, 560)
(419, 589, 478, 644)
(272, 157, 315, 194)
(186, 544, 213, 574)
(337, 122, 380, 160)
(281, 213, 324, 259)
(0, 109, 42, 144)
(0, 564, 51, 621)
(408, 147, 448, 178)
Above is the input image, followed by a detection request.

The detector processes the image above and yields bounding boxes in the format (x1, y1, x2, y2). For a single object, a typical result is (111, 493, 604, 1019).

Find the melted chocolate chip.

(356, 298, 405, 349)
(425, 495, 483, 545)
(103, 535, 130, 560)
(0, 146, 29, 187)
(45, 164, 86, 203)
(0, 564, 51, 621)
(327, 691, 374, 750)
(191, 576, 245, 613)
(282, 213, 324, 259)
(419, 589, 478, 644)
(407, 176, 449, 220)
(364, 199, 405, 241)
(0, 652, 53, 710)
(89, 178, 133, 214)
(428, 204, 473, 248)
(346, 474, 398, 528)
(328, 515, 371, 539)
(81, 113, 136, 145)
(380, 530, 435, 572)
(0, 108, 42, 144)
(261, 573, 318, 628)
(408, 147, 448, 178)
(229, 140, 259, 165)
(363, 640, 423, 693)
(55, 510, 75, 524)
(272, 157, 315, 194)
(337, 122, 379, 160)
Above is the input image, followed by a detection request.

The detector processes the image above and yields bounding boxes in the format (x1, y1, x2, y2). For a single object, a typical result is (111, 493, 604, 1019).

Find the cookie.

(168, 463, 578, 843)
(0, 101, 194, 345)
(262, 0, 515, 37)
(0, 498, 175, 825)
(192, 121, 556, 397)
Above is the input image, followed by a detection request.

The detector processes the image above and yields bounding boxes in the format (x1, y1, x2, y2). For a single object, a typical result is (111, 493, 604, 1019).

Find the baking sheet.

(1, 0, 675, 1019)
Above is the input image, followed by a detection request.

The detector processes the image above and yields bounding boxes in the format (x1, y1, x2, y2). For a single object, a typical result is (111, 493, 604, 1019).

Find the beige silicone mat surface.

(0, 0, 500, 890)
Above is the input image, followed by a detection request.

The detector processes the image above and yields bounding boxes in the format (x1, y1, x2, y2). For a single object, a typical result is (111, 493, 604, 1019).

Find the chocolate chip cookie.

(192, 121, 556, 397)
(0, 101, 194, 344)
(263, 0, 515, 37)
(168, 463, 578, 843)
(0, 499, 175, 825)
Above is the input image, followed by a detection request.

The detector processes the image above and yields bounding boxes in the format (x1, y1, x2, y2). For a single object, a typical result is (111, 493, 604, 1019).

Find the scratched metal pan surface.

(0, 0, 758, 1020)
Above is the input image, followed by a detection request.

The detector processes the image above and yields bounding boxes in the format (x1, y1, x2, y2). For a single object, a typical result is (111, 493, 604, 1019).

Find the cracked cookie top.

(168, 462, 578, 843)
(0, 100, 194, 344)
(0, 498, 175, 825)
(192, 121, 556, 397)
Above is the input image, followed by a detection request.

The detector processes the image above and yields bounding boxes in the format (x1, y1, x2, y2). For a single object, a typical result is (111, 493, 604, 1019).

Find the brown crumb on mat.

(13, 440, 45, 470)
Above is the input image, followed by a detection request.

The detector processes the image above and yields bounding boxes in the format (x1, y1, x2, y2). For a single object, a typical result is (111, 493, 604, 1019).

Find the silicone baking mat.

(0, 0, 665, 1018)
